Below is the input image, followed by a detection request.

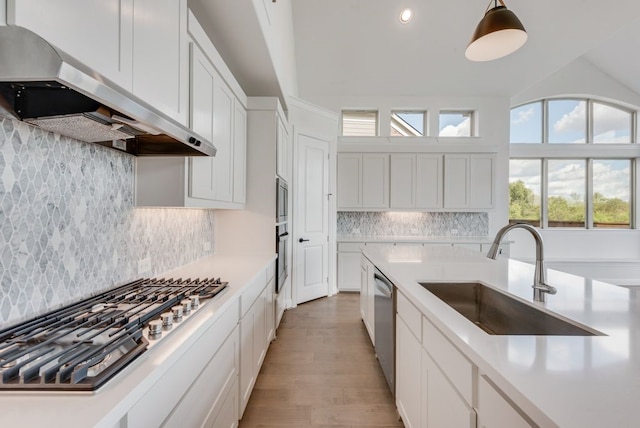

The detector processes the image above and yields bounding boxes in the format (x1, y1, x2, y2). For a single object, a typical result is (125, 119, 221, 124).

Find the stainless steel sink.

(419, 282, 601, 336)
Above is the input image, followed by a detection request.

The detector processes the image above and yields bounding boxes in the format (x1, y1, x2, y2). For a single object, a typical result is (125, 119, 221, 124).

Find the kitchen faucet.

(487, 222, 557, 303)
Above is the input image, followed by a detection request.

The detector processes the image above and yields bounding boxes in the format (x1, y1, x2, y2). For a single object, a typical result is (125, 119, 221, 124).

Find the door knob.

(299, 238, 310, 243)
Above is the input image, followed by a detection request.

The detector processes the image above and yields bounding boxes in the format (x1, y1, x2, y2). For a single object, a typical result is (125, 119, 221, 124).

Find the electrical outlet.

(138, 257, 151, 275)
(203, 241, 212, 251)
(410, 228, 419, 235)
(450, 228, 459, 235)
(352, 228, 360, 235)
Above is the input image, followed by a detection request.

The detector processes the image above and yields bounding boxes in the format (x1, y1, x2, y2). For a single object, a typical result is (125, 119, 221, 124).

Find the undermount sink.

(419, 282, 602, 336)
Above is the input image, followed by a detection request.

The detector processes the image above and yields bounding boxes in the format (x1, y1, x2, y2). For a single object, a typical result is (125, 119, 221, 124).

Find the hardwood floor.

(239, 293, 403, 428)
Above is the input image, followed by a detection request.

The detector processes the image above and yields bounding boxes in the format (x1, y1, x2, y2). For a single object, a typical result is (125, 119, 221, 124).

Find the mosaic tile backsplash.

(337, 211, 488, 237)
(0, 118, 215, 326)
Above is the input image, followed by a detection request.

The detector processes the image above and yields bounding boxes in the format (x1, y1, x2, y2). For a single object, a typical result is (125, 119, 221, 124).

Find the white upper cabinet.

(444, 154, 494, 209)
(337, 154, 362, 208)
(134, 11, 247, 209)
(390, 155, 416, 208)
(233, 103, 247, 204)
(390, 154, 443, 209)
(342, 151, 490, 211)
(131, 0, 189, 125)
(416, 154, 443, 208)
(7, 0, 133, 90)
(337, 153, 388, 210)
(211, 80, 235, 202)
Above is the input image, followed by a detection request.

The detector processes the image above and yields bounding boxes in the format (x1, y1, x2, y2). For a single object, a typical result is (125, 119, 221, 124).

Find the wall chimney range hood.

(0, 26, 216, 157)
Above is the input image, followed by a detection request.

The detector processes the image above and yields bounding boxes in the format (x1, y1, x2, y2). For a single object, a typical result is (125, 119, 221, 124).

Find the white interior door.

(295, 134, 329, 304)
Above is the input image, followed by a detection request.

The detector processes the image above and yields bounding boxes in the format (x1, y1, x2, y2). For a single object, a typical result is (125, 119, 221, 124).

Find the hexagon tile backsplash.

(0, 118, 215, 326)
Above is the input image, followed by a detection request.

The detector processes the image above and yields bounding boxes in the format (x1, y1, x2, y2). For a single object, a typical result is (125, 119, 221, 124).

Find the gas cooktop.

(0, 277, 227, 391)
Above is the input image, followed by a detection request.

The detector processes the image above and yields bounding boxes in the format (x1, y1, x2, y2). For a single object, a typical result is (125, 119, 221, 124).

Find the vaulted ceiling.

(190, 0, 640, 102)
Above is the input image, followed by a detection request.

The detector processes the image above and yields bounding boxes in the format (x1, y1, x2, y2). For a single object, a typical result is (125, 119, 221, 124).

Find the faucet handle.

(533, 282, 557, 295)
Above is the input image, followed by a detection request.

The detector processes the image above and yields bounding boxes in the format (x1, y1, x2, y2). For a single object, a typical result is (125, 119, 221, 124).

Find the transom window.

(509, 97, 637, 229)
(439, 110, 474, 137)
(341, 110, 378, 136)
(391, 111, 426, 136)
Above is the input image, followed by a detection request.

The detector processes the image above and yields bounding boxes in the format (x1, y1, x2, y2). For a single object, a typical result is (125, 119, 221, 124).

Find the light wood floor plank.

(239, 293, 403, 428)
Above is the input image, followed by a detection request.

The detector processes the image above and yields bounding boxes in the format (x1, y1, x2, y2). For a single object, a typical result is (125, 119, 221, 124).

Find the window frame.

(509, 97, 638, 229)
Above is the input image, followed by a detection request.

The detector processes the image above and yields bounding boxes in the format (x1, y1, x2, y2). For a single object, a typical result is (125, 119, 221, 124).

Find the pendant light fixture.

(465, 0, 527, 62)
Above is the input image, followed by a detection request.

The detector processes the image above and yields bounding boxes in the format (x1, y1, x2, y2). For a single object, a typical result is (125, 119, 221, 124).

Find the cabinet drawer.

(240, 269, 267, 318)
(422, 316, 473, 406)
(397, 292, 421, 342)
(337, 242, 364, 252)
(478, 375, 532, 428)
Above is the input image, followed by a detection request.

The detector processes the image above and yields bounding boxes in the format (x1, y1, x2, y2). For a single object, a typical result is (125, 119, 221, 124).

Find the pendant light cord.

(485, 0, 507, 13)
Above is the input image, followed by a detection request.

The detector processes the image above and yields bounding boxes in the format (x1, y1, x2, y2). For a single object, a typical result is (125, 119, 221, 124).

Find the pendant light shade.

(465, 0, 527, 62)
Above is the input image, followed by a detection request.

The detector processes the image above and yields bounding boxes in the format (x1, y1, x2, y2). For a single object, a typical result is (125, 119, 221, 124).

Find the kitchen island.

(363, 244, 640, 428)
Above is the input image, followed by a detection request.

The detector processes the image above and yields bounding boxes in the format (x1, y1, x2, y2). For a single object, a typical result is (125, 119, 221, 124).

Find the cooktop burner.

(0, 277, 227, 391)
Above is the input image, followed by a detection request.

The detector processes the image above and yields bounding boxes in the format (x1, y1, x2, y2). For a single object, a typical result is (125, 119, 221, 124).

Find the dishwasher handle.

(374, 273, 393, 298)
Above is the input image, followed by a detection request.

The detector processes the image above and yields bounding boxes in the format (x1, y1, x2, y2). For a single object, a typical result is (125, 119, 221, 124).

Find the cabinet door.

(469, 155, 494, 208)
(233, 102, 247, 204)
(266, 278, 275, 343)
(423, 350, 476, 428)
(360, 258, 367, 322)
(362, 154, 389, 208)
(212, 81, 235, 202)
(337, 252, 361, 291)
(132, 0, 188, 124)
(478, 375, 531, 428)
(390, 155, 416, 208)
(337, 154, 362, 208)
(8, 0, 133, 90)
(416, 154, 443, 208)
(239, 310, 255, 417)
(444, 155, 469, 208)
(365, 257, 375, 343)
(253, 287, 268, 373)
(396, 316, 422, 428)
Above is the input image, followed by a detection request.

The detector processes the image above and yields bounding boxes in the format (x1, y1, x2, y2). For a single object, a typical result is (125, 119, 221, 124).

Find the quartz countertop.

(0, 253, 276, 428)
(337, 234, 498, 243)
(363, 244, 639, 428)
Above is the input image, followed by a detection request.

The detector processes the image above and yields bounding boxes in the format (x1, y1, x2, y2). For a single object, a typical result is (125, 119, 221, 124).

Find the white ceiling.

(189, 0, 640, 101)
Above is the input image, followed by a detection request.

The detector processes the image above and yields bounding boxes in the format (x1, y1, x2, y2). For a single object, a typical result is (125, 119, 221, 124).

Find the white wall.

(252, 0, 299, 100)
(509, 57, 640, 283)
(304, 94, 511, 236)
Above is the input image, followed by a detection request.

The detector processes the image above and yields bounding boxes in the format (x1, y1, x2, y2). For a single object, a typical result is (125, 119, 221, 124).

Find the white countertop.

(338, 234, 498, 244)
(0, 253, 276, 428)
(363, 245, 640, 428)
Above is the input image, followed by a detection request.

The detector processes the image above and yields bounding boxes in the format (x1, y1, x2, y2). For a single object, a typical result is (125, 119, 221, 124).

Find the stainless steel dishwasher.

(374, 267, 395, 395)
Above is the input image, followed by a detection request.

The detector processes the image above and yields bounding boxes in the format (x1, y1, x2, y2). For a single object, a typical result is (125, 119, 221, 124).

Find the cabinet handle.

(299, 238, 310, 243)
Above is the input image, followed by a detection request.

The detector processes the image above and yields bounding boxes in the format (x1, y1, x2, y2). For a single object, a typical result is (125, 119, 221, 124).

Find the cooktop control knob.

(190, 295, 200, 310)
(172, 305, 183, 322)
(181, 299, 192, 316)
(161, 312, 173, 330)
(148, 320, 163, 340)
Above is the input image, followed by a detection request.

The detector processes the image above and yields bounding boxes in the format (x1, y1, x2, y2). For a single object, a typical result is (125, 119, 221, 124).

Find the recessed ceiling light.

(400, 8, 413, 24)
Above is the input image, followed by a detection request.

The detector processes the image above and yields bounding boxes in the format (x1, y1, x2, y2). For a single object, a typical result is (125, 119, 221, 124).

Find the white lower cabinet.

(422, 349, 476, 428)
(396, 290, 476, 428)
(239, 267, 275, 418)
(359, 255, 375, 344)
(477, 376, 532, 428)
(396, 311, 422, 428)
(127, 301, 240, 428)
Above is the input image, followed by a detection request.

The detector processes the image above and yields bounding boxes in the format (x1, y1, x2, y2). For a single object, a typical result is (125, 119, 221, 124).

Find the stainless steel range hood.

(0, 26, 215, 157)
